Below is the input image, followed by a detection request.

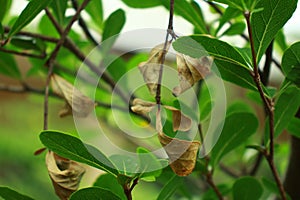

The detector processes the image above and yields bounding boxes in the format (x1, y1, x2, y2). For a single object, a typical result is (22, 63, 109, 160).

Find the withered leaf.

(51, 74, 95, 117)
(139, 42, 171, 95)
(173, 54, 213, 96)
(131, 99, 192, 132)
(158, 133, 200, 176)
(46, 151, 85, 200)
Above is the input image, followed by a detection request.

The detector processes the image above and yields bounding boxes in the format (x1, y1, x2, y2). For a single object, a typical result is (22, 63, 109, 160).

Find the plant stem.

(244, 11, 287, 200)
(71, 0, 98, 46)
(206, 172, 224, 200)
(0, 47, 46, 59)
(123, 178, 138, 200)
(43, 0, 91, 130)
(155, 0, 174, 108)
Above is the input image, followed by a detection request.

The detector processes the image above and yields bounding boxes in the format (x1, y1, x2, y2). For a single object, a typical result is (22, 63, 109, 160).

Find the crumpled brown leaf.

(173, 54, 213, 96)
(46, 151, 85, 200)
(51, 74, 95, 117)
(138, 42, 171, 95)
(131, 98, 192, 132)
(158, 133, 200, 176)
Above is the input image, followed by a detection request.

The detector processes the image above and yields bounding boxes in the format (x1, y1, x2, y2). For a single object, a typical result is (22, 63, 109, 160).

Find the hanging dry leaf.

(138, 42, 171, 95)
(158, 133, 200, 176)
(51, 74, 95, 117)
(131, 98, 192, 132)
(46, 151, 85, 200)
(173, 54, 213, 96)
(164, 105, 192, 132)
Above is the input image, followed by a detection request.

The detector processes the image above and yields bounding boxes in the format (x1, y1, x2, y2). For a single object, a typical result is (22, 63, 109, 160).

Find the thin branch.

(219, 163, 240, 178)
(43, 0, 91, 130)
(71, 0, 99, 46)
(0, 47, 46, 59)
(206, 173, 224, 200)
(244, 11, 287, 200)
(155, 0, 175, 108)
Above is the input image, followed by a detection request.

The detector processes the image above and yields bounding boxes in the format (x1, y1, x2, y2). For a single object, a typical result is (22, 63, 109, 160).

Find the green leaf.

(287, 117, 300, 138)
(212, 0, 255, 11)
(251, 0, 297, 62)
(101, 9, 125, 53)
(70, 187, 121, 200)
(273, 86, 300, 137)
(105, 56, 127, 81)
(10, 37, 43, 51)
(199, 83, 214, 122)
(109, 154, 139, 177)
(39, 130, 118, 175)
(85, 0, 103, 29)
(160, 0, 207, 33)
(210, 112, 258, 166)
(0, 186, 34, 200)
(275, 29, 288, 52)
(38, 15, 59, 38)
(0, 52, 21, 78)
(282, 42, 300, 87)
(157, 175, 183, 200)
(0, 22, 3, 39)
(137, 147, 162, 179)
(221, 22, 246, 36)
(227, 101, 253, 116)
(50, 0, 67, 25)
(232, 177, 263, 200)
(93, 173, 126, 200)
(216, 6, 242, 35)
(0, 0, 12, 22)
(8, 0, 53, 37)
(121, 0, 161, 8)
(173, 35, 250, 69)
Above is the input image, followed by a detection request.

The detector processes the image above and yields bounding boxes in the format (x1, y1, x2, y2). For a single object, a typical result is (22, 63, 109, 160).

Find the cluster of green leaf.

(0, 0, 300, 199)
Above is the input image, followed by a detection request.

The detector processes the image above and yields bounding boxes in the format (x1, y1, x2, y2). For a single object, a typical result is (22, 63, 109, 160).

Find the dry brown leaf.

(158, 133, 200, 176)
(131, 98, 192, 132)
(173, 54, 213, 96)
(164, 105, 192, 132)
(51, 74, 95, 117)
(138, 42, 171, 95)
(46, 151, 85, 200)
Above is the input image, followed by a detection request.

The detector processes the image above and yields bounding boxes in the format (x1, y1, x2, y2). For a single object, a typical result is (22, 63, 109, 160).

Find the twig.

(244, 11, 287, 200)
(71, 0, 99, 46)
(155, 0, 175, 108)
(123, 178, 139, 200)
(0, 47, 46, 59)
(43, 0, 91, 130)
(219, 163, 240, 178)
(206, 172, 224, 200)
(198, 124, 224, 199)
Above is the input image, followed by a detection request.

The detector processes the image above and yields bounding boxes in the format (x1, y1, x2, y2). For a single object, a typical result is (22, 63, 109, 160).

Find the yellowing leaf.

(46, 151, 85, 200)
(158, 133, 200, 176)
(173, 55, 213, 96)
(131, 98, 192, 132)
(51, 74, 95, 117)
(139, 42, 171, 95)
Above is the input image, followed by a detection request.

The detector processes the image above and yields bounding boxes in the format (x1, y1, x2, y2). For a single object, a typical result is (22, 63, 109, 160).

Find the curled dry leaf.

(46, 151, 85, 200)
(158, 133, 200, 176)
(138, 42, 171, 95)
(173, 54, 213, 96)
(131, 98, 192, 132)
(51, 74, 95, 117)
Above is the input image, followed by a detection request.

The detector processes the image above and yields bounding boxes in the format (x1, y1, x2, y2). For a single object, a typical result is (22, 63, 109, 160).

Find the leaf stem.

(244, 11, 287, 200)
(43, 0, 91, 130)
